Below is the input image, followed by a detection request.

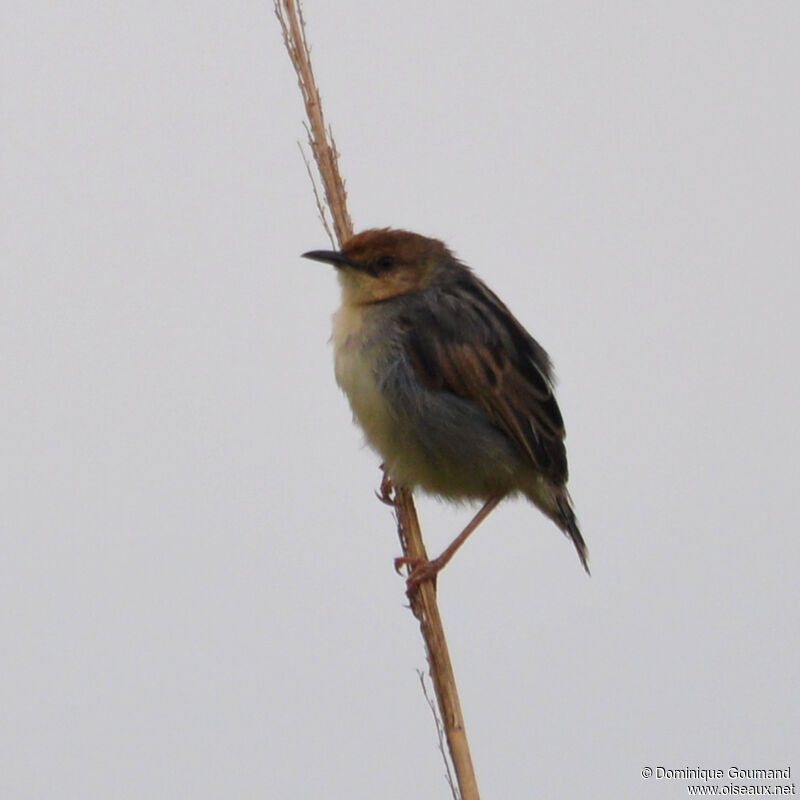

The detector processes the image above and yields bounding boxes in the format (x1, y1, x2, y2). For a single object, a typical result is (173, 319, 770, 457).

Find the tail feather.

(524, 484, 590, 574)
(555, 492, 590, 575)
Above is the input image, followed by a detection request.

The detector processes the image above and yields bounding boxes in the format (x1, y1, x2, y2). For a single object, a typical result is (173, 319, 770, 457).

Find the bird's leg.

(396, 494, 504, 593)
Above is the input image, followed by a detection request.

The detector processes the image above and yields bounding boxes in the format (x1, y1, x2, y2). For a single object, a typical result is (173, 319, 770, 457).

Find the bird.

(303, 228, 588, 588)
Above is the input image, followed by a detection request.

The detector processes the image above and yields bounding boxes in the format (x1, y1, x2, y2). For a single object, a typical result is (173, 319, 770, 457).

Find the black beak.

(302, 249, 352, 268)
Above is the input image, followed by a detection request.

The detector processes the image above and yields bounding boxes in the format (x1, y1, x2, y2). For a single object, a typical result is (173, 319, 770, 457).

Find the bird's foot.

(376, 467, 395, 505)
(394, 555, 444, 595)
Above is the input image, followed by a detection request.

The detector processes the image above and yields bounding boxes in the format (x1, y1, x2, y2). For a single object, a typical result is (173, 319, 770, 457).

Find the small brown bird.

(303, 228, 588, 586)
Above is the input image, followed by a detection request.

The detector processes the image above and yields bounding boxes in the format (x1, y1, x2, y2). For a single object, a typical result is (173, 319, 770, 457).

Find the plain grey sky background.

(2, 2, 798, 798)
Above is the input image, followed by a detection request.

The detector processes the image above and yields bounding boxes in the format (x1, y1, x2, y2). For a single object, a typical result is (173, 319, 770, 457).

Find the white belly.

(330, 301, 521, 498)
(332, 303, 398, 458)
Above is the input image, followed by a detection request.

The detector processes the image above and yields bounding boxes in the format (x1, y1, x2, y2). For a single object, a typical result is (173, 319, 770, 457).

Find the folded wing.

(402, 274, 569, 485)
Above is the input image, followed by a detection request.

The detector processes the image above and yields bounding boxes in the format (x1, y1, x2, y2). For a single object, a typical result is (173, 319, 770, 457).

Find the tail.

(527, 485, 590, 574)
(555, 492, 590, 575)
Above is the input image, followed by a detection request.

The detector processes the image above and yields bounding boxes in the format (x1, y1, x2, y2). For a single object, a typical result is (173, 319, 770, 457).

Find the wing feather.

(402, 275, 569, 484)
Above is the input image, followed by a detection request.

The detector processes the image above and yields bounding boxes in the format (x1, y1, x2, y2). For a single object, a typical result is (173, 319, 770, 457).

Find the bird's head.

(303, 228, 452, 304)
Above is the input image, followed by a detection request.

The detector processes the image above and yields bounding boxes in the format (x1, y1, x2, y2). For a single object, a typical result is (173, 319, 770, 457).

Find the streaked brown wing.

(403, 278, 569, 484)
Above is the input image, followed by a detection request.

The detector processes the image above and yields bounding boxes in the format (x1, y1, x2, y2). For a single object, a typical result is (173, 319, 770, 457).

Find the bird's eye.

(377, 254, 395, 270)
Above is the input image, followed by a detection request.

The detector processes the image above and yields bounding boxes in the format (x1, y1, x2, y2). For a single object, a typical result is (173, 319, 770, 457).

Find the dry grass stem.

(394, 485, 479, 800)
(297, 141, 335, 247)
(275, 0, 352, 244)
(275, 2, 479, 797)
(418, 670, 460, 799)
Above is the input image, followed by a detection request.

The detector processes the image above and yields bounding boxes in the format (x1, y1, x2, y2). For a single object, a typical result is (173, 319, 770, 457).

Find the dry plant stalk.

(274, 2, 479, 798)
(275, 0, 351, 244)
